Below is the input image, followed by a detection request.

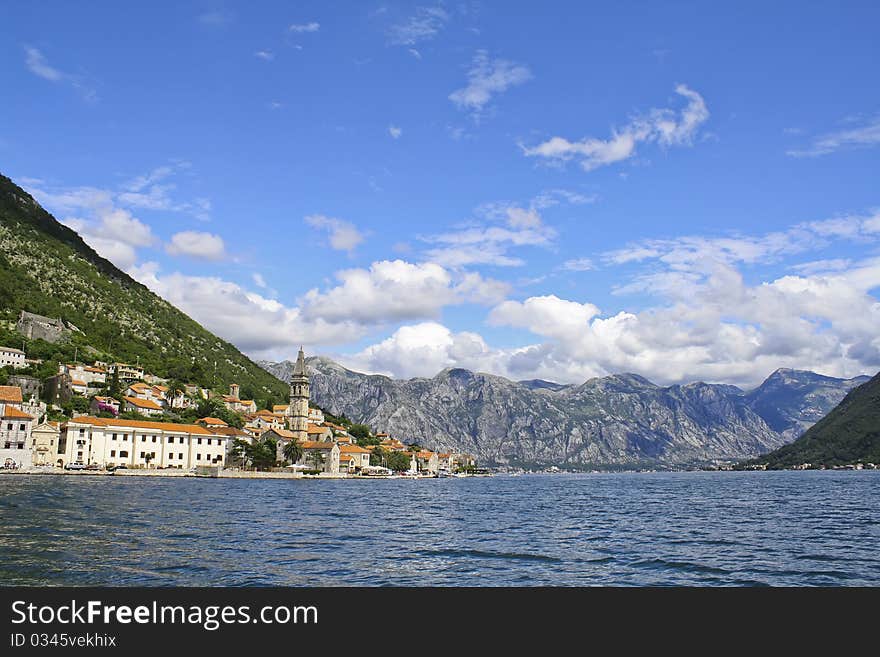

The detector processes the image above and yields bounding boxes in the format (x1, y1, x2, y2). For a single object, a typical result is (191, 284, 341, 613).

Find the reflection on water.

(0, 471, 878, 586)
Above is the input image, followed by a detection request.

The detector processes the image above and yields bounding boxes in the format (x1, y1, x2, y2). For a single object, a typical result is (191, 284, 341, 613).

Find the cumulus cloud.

(787, 115, 880, 157)
(449, 50, 532, 119)
(522, 84, 708, 171)
(304, 214, 365, 253)
(27, 185, 155, 270)
(341, 322, 501, 379)
(23, 165, 213, 269)
(127, 258, 509, 360)
(130, 262, 364, 354)
(166, 231, 227, 260)
(254, 50, 275, 61)
(300, 260, 509, 324)
(387, 6, 449, 45)
(388, 125, 403, 139)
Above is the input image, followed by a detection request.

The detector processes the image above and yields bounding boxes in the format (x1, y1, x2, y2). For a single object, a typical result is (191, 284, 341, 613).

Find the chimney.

(229, 383, 240, 399)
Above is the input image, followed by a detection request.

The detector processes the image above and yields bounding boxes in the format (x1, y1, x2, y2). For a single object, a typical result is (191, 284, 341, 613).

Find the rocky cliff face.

(260, 358, 869, 469)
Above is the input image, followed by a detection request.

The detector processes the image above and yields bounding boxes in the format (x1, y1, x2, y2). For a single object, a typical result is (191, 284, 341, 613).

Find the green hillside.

(0, 173, 288, 407)
(750, 372, 880, 468)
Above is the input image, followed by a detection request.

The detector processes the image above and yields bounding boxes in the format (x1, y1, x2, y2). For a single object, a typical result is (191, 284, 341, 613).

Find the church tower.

(288, 346, 310, 443)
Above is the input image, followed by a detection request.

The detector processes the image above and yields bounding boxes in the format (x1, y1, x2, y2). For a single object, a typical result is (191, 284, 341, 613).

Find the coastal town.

(0, 310, 477, 479)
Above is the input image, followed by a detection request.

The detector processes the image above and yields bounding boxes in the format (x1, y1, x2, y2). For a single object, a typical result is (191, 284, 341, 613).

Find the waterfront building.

(59, 417, 226, 469)
(0, 405, 34, 468)
(297, 440, 339, 474)
(30, 421, 60, 466)
(339, 444, 371, 473)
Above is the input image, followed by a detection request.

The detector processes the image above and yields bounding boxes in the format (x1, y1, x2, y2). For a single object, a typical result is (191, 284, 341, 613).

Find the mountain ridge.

(260, 357, 871, 469)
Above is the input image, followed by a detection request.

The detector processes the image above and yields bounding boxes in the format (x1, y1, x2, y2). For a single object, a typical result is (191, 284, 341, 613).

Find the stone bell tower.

(288, 346, 310, 443)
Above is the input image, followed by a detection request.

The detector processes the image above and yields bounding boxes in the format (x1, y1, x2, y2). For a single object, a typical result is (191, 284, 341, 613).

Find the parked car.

(85, 464, 101, 471)
(108, 464, 127, 472)
(64, 463, 86, 470)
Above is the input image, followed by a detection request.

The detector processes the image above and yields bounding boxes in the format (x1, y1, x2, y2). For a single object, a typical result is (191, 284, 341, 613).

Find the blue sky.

(3, 1, 880, 387)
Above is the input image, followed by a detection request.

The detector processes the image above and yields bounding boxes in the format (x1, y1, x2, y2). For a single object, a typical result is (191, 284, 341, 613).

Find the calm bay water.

(1, 471, 878, 586)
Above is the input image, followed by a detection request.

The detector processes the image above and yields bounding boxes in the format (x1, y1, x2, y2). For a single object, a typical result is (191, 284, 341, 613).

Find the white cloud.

(787, 115, 880, 157)
(166, 231, 227, 260)
(421, 204, 556, 267)
(449, 50, 532, 119)
(387, 6, 449, 45)
(254, 50, 275, 61)
(562, 258, 595, 271)
(341, 322, 500, 379)
(289, 22, 320, 33)
(130, 262, 364, 354)
(23, 165, 214, 269)
(300, 260, 509, 324)
(23, 46, 96, 101)
(304, 214, 365, 253)
(523, 84, 709, 171)
(24, 46, 62, 81)
(388, 125, 403, 139)
(252, 272, 268, 288)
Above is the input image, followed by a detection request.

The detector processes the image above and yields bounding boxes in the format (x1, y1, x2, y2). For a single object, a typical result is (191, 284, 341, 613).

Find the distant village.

(0, 310, 477, 478)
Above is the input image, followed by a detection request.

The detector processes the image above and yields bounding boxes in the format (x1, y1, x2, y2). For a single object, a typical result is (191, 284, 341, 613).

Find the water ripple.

(0, 471, 878, 586)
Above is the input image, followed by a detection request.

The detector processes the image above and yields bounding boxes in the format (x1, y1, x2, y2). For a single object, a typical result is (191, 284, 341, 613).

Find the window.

(19, 424, 25, 431)
(152, 436, 157, 443)
(6, 423, 11, 431)
(110, 450, 116, 457)
(196, 454, 201, 460)
(140, 452, 145, 458)
(197, 438, 202, 445)
(168, 437, 173, 444)
(179, 437, 185, 443)
(179, 453, 184, 460)
(123, 435, 128, 442)
(141, 435, 146, 442)
(119, 451, 128, 458)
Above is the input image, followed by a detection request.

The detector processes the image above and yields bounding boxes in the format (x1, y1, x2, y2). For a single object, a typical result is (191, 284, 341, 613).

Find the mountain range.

(260, 357, 870, 469)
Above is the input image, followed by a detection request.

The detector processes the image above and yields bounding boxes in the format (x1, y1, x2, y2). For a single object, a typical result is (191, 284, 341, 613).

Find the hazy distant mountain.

(752, 371, 880, 468)
(743, 368, 869, 442)
(260, 357, 870, 469)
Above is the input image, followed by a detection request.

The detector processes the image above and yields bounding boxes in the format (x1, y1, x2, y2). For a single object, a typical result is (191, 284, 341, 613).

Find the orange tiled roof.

(0, 386, 23, 404)
(301, 441, 334, 450)
(340, 444, 370, 454)
(70, 379, 88, 387)
(3, 406, 33, 420)
(65, 416, 215, 435)
(123, 396, 163, 410)
(197, 417, 227, 426)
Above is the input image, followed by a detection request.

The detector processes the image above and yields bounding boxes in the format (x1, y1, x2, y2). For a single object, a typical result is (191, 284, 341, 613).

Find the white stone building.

(0, 405, 34, 469)
(0, 347, 26, 369)
(59, 417, 226, 469)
